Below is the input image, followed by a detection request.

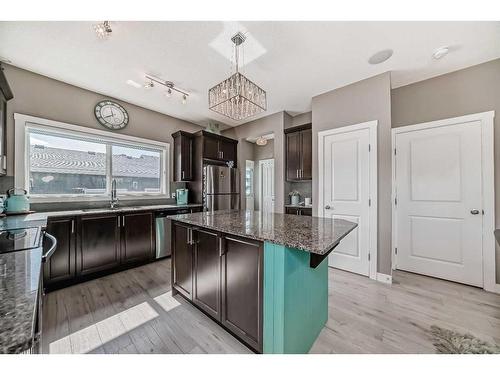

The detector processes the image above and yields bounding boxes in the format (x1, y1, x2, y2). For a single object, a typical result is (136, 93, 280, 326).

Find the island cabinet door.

(221, 235, 263, 352)
(192, 228, 221, 320)
(120, 212, 155, 265)
(76, 214, 121, 277)
(172, 222, 193, 299)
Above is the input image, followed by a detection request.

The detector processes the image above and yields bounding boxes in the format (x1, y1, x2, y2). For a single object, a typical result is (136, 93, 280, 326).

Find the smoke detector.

(432, 46, 450, 60)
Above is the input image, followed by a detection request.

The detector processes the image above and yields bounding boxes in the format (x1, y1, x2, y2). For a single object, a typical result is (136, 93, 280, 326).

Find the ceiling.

(1, 21, 499, 127)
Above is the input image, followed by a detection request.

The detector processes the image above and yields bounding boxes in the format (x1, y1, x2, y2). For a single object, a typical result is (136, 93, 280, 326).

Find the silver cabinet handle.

(117, 216, 120, 227)
(470, 209, 480, 215)
(122, 216, 125, 226)
(71, 219, 74, 234)
(325, 205, 331, 210)
(296, 170, 299, 179)
(42, 232, 57, 263)
(182, 170, 184, 179)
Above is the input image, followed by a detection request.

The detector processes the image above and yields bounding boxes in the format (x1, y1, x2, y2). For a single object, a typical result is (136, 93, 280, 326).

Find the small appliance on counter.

(176, 188, 189, 205)
(4, 188, 32, 215)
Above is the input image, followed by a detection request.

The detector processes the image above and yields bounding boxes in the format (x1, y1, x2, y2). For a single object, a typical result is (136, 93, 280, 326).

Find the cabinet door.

(172, 222, 193, 299)
(203, 135, 220, 160)
(286, 131, 301, 181)
(181, 135, 193, 180)
(300, 208, 312, 216)
(121, 212, 154, 265)
(77, 214, 121, 276)
(300, 129, 312, 180)
(43, 217, 76, 287)
(192, 228, 221, 320)
(221, 235, 263, 352)
(219, 140, 237, 163)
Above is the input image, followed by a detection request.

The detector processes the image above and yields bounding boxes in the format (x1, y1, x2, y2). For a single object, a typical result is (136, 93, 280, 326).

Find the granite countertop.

(0, 248, 42, 354)
(169, 210, 357, 255)
(0, 203, 203, 231)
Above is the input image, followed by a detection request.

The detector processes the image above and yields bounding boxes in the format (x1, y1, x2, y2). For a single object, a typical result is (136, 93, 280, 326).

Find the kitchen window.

(14, 114, 169, 202)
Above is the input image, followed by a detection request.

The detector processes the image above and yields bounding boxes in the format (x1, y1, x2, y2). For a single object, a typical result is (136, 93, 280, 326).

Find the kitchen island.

(169, 210, 357, 354)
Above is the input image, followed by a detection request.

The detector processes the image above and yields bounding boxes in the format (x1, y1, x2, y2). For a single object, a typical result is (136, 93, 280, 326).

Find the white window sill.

(29, 194, 170, 204)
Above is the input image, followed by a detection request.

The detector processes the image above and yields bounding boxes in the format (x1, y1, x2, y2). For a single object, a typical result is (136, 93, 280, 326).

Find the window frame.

(15, 113, 169, 203)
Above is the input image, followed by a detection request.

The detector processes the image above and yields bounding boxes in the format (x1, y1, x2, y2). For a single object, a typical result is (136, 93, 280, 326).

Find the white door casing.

(259, 159, 275, 213)
(318, 121, 378, 279)
(392, 111, 497, 292)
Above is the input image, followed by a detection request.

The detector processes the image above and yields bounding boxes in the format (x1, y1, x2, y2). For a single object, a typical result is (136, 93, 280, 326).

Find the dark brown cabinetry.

(285, 124, 312, 181)
(201, 131, 237, 163)
(171, 224, 263, 352)
(192, 228, 221, 320)
(77, 214, 121, 276)
(285, 207, 312, 216)
(221, 235, 263, 352)
(43, 216, 76, 287)
(121, 211, 154, 265)
(172, 222, 193, 299)
(173, 131, 194, 181)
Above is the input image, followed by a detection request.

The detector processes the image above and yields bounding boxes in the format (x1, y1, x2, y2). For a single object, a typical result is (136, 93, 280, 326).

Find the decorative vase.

(291, 195, 300, 205)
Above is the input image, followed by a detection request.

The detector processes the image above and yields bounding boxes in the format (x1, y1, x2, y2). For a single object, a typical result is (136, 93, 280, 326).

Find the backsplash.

(285, 181, 312, 205)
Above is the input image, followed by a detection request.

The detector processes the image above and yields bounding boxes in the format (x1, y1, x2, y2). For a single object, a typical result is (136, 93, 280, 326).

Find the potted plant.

(289, 190, 300, 205)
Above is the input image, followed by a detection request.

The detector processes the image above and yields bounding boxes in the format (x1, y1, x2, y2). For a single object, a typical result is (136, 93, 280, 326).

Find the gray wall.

(391, 58, 500, 281)
(223, 112, 285, 212)
(312, 72, 393, 275)
(2, 64, 203, 187)
(290, 111, 312, 128)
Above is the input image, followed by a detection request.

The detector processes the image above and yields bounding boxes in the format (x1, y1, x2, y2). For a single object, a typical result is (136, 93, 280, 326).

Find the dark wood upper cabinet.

(203, 134, 220, 160)
(221, 234, 263, 352)
(199, 131, 238, 164)
(172, 222, 193, 299)
(285, 124, 312, 181)
(77, 214, 121, 276)
(43, 216, 76, 288)
(192, 228, 221, 320)
(121, 211, 155, 265)
(173, 131, 194, 181)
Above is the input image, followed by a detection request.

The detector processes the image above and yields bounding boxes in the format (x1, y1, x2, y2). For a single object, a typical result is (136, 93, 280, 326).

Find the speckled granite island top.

(0, 248, 42, 354)
(169, 210, 357, 255)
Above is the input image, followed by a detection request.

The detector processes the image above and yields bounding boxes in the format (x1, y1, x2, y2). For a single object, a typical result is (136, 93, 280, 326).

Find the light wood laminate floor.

(41, 259, 500, 354)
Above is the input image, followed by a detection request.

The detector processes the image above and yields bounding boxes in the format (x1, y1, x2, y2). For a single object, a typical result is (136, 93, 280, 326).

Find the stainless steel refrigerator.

(203, 165, 240, 211)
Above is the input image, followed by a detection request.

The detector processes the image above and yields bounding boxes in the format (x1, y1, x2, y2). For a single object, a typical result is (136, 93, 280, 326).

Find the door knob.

(470, 209, 480, 215)
(325, 205, 331, 210)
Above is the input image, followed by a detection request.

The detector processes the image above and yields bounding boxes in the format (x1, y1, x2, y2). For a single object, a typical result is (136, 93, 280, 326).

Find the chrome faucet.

(110, 179, 118, 209)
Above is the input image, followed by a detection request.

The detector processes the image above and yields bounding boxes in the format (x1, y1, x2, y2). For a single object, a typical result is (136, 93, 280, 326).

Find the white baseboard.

(376, 273, 392, 284)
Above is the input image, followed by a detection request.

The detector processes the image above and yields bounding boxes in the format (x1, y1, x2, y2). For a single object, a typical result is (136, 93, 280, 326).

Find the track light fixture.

(144, 74, 190, 103)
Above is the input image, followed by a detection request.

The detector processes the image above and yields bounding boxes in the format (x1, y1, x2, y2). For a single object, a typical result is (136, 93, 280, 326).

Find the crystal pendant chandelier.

(208, 32, 267, 121)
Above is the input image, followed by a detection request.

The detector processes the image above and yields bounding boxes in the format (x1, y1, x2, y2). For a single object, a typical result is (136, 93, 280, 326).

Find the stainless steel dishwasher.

(155, 209, 190, 259)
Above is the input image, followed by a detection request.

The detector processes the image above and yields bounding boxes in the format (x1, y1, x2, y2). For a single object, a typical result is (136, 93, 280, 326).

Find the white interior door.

(245, 160, 255, 210)
(259, 159, 275, 213)
(321, 127, 371, 276)
(394, 121, 483, 287)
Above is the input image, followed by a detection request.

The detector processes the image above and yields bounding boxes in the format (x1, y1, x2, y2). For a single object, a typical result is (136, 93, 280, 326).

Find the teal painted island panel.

(263, 242, 328, 354)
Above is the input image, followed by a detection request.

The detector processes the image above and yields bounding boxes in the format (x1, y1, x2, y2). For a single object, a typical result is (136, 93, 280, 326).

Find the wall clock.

(94, 100, 129, 130)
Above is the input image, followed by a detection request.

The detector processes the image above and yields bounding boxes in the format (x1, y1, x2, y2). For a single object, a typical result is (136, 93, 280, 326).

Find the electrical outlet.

(171, 192, 176, 198)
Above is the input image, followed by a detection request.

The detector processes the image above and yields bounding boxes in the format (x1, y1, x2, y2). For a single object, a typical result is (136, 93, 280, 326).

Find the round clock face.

(94, 100, 129, 130)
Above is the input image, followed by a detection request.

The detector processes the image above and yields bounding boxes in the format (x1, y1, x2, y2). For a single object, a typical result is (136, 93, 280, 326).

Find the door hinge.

(368, 144, 371, 152)
(394, 148, 397, 155)
(394, 196, 397, 205)
(395, 247, 398, 255)
(368, 253, 371, 261)
(368, 198, 371, 207)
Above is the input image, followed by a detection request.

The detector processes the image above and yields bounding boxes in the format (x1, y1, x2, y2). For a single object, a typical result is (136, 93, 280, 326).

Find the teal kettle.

(4, 188, 30, 214)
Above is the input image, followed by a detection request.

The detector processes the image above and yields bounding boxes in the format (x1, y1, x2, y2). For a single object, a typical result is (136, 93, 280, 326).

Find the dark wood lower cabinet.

(172, 224, 263, 353)
(172, 222, 193, 299)
(221, 235, 263, 352)
(43, 216, 76, 288)
(192, 228, 221, 320)
(286, 207, 312, 216)
(77, 214, 121, 276)
(121, 211, 154, 265)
